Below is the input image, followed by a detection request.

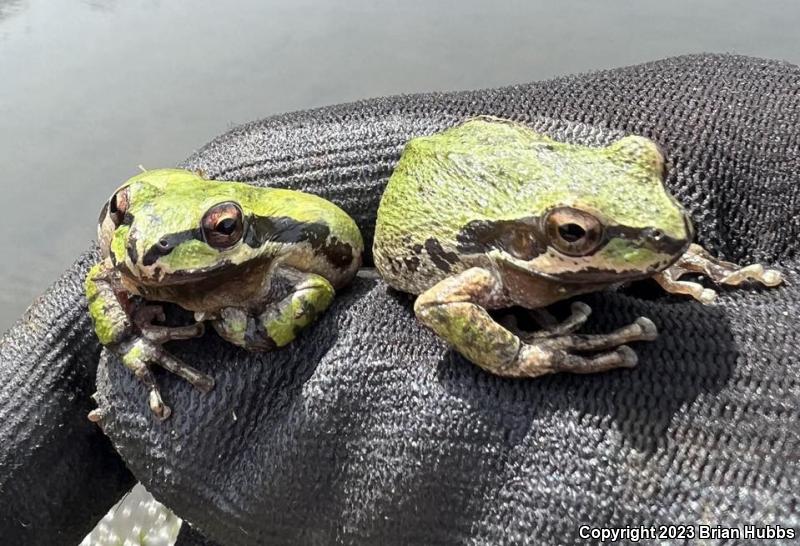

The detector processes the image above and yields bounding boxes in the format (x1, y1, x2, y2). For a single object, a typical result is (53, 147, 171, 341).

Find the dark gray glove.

(2, 53, 798, 545)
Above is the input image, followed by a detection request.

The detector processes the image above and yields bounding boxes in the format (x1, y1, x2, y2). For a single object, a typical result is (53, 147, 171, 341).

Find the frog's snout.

(120, 225, 175, 278)
(643, 211, 693, 253)
(142, 237, 176, 266)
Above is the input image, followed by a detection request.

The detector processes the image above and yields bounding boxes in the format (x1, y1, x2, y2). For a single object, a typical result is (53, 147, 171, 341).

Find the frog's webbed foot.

(415, 267, 657, 379)
(113, 336, 215, 420)
(517, 316, 657, 375)
(653, 243, 783, 304)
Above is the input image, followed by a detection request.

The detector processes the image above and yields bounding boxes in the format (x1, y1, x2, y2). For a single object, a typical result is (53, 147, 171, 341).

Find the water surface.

(1, 0, 798, 330)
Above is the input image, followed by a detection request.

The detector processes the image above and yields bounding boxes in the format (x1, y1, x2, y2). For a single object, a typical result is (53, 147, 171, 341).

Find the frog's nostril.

(643, 227, 665, 243)
(142, 237, 176, 266)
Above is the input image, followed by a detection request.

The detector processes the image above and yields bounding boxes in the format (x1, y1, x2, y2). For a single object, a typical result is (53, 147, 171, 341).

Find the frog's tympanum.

(86, 169, 363, 419)
(374, 117, 783, 378)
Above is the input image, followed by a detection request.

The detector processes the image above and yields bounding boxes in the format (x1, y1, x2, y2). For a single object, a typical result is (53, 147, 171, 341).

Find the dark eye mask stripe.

(423, 238, 461, 273)
(456, 217, 547, 260)
(142, 229, 201, 266)
(455, 216, 688, 258)
(245, 215, 354, 269)
(139, 216, 354, 269)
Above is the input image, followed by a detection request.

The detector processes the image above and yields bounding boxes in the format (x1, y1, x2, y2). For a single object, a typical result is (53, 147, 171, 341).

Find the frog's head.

(97, 169, 262, 286)
(493, 135, 693, 284)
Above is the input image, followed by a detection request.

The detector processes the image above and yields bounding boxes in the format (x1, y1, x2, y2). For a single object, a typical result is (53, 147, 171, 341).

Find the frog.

(373, 116, 783, 378)
(85, 168, 363, 420)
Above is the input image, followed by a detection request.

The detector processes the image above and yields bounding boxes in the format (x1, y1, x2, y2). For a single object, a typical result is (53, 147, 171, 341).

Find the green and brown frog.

(86, 168, 363, 419)
(373, 117, 783, 378)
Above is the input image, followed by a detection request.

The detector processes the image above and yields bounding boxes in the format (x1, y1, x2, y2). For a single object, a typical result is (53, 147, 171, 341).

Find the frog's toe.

(633, 317, 658, 340)
(699, 287, 717, 304)
(523, 301, 593, 340)
(87, 408, 106, 423)
(546, 345, 638, 374)
(570, 301, 592, 318)
(616, 345, 638, 368)
(153, 347, 216, 393)
(762, 269, 783, 287)
(192, 373, 215, 393)
(541, 317, 658, 353)
(148, 390, 171, 421)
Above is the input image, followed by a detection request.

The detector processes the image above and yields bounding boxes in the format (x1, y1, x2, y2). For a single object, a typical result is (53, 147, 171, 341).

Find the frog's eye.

(108, 186, 130, 226)
(201, 202, 244, 249)
(543, 207, 605, 256)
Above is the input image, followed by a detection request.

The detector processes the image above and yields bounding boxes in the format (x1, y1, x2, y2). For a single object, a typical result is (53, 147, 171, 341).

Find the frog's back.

(125, 170, 364, 290)
(238, 183, 365, 288)
(374, 118, 583, 294)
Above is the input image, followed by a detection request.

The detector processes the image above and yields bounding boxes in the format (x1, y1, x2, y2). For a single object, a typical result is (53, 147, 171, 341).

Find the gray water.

(1, 0, 798, 331)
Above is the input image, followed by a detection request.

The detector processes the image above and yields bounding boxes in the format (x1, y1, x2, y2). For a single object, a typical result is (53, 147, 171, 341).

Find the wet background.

(1, 0, 798, 330)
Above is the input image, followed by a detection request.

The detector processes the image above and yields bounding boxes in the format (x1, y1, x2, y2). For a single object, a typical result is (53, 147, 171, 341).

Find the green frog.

(86, 168, 363, 419)
(373, 117, 782, 378)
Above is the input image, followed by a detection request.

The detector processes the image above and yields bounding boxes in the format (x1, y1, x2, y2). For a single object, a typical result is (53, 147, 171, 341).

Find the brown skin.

(653, 243, 784, 304)
(414, 266, 658, 377)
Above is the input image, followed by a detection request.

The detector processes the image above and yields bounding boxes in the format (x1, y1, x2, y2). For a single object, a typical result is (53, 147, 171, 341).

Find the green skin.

(86, 168, 363, 420)
(373, 117, 783, 377)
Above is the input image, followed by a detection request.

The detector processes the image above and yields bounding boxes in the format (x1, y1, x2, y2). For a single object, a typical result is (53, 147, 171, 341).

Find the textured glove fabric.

(0, 53, 797, 545)
(0, 250, 135, 545)
(104, 53, 800, 544)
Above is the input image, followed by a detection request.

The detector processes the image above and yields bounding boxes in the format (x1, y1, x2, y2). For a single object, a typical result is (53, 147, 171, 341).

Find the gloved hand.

(2, 54, 798, 546)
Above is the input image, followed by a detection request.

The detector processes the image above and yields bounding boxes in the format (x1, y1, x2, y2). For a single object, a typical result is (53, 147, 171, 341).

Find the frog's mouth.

(494, 221, 692, 284)
(120, 257, 267, 289)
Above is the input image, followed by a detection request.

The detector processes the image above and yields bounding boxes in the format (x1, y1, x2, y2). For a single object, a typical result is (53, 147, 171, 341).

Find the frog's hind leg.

(653, 243, 783, 303)
(212, 265, 335, 352)
(414, 267, 656, 379)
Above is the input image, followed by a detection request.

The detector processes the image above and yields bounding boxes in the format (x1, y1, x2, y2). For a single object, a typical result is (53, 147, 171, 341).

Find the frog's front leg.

(653, 243, 783, 304)
(414, 267, 656, 378)
(212, 265, 335, 351)
(85, 260, 214, 420)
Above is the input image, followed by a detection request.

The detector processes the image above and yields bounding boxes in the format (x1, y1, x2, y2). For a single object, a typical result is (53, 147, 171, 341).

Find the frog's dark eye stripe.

(456, 217, 546, 260)
(244, 216, 355, 269)
(141, 229, 200, 266)
(108, 186, 130, 227)
(201, 201, 244, 249)
(543, 207, 605, 257)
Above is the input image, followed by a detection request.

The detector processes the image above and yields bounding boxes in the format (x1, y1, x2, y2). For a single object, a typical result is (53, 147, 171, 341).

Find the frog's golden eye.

(202, 202, 244, 249)
(543, 207, 605, 256)
(108, 186, 130, 227)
